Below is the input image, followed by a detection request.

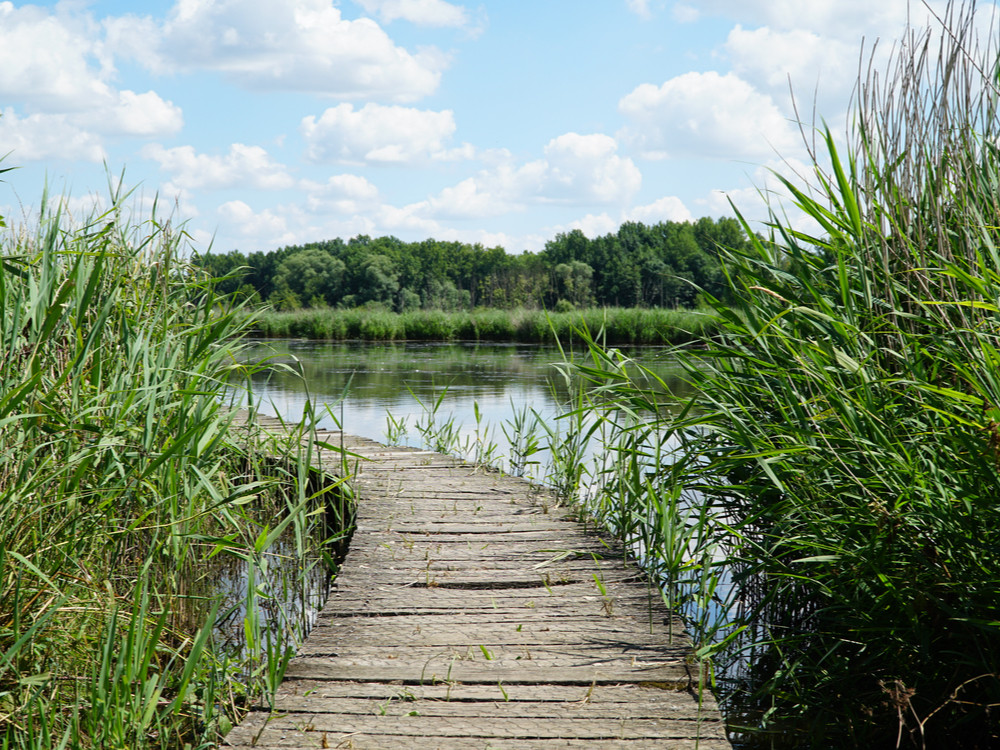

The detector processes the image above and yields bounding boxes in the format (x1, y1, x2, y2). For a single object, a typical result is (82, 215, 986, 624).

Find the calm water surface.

(237, 339, 691, 475)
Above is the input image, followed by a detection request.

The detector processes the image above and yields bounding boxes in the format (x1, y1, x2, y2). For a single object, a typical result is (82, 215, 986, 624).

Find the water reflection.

(237, 339, 692, 474)
(209, 536, 331, 658)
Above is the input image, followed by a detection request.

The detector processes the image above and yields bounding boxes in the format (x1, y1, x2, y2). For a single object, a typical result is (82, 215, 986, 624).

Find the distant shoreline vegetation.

(193, 217, 750, 314)
(247, 305, 715, 345)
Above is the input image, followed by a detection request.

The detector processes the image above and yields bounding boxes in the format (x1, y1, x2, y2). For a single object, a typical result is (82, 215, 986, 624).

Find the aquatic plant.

(0, 185, 340, 748)
(571, 3, 1000, 746)
(500, 403, 543, 478)
(249, 305, 714, 345)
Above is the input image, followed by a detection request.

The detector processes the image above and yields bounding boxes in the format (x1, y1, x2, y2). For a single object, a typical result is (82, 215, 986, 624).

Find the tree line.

(193, 216, 750, 311)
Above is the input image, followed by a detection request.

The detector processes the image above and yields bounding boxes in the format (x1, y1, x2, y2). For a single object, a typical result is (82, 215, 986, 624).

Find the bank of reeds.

(564, 3, 1000, 747)
(248, 305, 714, 345)
(0, 190, 337, 747)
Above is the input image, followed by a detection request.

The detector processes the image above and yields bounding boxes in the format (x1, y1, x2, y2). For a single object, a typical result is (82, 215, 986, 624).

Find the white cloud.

(434, 143, 478, 161)
(115, 0, 444, 101)
(418, 175, 514, 219)
(368, 207, 533, 251)
(627, 196, 694, 223)
(0, 108, 106, 162)
(626, 0, 652, 20)
(566, 212, 620, 237)
(77, 90, 184, 137)
(414, 133, 641, 220)
(217, 200, 295, 244)
(542, 133, 642, 203)
(0, 3, 112, 112)
(304, 174, 381, 214)
(694, 1, 930, 38)
(109, 90, 183, 136)
(460, 229, 519, 250)
(354, 0, 470, 27)
(377, 202, 445, 234)
(103, 13, 165, 74)
(142, 143, 295, 191)
(671, 4, 699, 23)
(0, 3, 183, 162)
(301, 103, 466, 164)
(697, 0, 988, 74)
(717, 4, 992, 116)
(618, 71, 801, 160)
(700, 157, 821, 230)
(544, 197, 693, 244)
(721, 24, 866, 119)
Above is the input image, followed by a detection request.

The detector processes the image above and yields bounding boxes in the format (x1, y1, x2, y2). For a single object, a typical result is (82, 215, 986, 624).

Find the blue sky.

(0, 0, 965, 254)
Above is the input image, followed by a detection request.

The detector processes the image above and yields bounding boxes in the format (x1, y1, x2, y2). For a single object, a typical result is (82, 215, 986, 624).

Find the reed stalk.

(249, 305, 715, 345)
(564, 3, 1000, 746)
(0, 187, 336, 748)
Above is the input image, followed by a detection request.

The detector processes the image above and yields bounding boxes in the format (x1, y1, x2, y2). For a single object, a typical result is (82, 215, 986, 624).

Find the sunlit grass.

(560, 3, 1000, 746)
(0, 188, 346, 748)
(249, 305, 715, 345)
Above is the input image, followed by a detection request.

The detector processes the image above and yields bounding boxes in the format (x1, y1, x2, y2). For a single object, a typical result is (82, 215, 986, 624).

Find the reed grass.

(248, 305, 714, 345)
(0, 188, 340, 748)
(559, 3, 1000, 746)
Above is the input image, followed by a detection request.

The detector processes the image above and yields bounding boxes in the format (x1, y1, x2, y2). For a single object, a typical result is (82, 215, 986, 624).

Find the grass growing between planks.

(249, 305, 715, 345)
(0, 188, 346, 748)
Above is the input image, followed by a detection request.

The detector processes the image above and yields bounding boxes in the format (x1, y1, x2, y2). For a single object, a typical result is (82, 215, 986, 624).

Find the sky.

(0, 0, 980, 255)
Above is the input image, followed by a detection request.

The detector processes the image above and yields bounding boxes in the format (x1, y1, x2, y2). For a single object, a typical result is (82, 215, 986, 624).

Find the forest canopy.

(193, 217, 749, 311)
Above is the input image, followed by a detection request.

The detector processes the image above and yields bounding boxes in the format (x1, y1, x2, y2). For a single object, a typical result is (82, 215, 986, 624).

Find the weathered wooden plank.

(295, 619, 689, 648)
(380, 525, 604, 537)
(321, 581, 657, 600)
(354, 526, 592, 538)
(281, 661, 693, 686)
(254, 679, 711, 704)
(329, 574, 647, 590)
(312, 602, 668, 619)
(263, 698, 715, 722)
(333, 564, 637, 577)
(226, 733, 731, 750)
(295, 636, 691, 656)
(262, 689, 715, 718)
(227, 711, 727, 741)
(341, 544, 618, 561)
(287, 642, 694, 668)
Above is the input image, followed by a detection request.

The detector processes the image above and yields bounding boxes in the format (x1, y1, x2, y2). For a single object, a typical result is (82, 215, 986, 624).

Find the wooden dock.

(225, 421, 731, 749)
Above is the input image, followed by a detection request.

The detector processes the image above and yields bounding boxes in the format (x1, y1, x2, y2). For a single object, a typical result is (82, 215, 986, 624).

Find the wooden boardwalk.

(225, 421, 731, 749)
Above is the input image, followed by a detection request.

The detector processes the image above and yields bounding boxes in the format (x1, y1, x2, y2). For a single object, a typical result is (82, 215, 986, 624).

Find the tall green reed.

(250, 305, 714, 345)
(500, 403, 543, 478)
(0, 186, 337, 748)
(566, 3, 1000, 746)
(410, 384, 466, 456)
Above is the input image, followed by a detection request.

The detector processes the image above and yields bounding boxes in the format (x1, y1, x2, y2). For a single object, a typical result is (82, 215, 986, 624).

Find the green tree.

(553, 260, 595, 308)
(543, 229, 591, 267)
(423, 277, 471, 310)
(358, 254, 400, 307)
(272, 248, 346, 307)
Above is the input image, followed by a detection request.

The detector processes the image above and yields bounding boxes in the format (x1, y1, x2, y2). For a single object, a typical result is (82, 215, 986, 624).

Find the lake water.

(234, 338, 692, 481)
